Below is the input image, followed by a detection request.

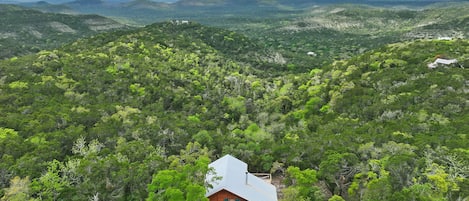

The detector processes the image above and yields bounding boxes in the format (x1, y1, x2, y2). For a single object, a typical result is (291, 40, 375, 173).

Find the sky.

(0, 0, 177, 3)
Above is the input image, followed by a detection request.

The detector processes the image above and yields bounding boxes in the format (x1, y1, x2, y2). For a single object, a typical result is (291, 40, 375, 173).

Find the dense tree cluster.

(239, 4, 469, 73)
(0, 21, 468, 201)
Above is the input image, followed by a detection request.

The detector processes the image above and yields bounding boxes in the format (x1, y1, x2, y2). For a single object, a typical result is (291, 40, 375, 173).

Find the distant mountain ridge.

(3, 0, 468, 4)
(18, 1, 74, 12)
(171, 0, 469, 7)
(67, 0, 104, 5)
(7, 0, 469, 27)
(122, 0, 171, 9)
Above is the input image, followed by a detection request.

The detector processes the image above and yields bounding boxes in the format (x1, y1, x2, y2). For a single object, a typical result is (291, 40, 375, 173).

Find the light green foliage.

(71, 137, 103, 157)
(1, 177, 31, 201)
(187, 114, 201, 123)
(349, 158, 393, 200)
(429, 113, 450, 125)
(147, 142, 210, 201)
(282, 166, 321, 201)
(8, 81, 28, 89)
(279, 82, 293, 96)
(106, 105, 141, 126)
(363, 176, 392, 201)
(426, 163, 451, 194)
(147, 170, 184, 200)
(0, 128, 18, 139)
(328, 195, 345, 201)
(192, 130, 213, 146)
(416, 109, 429, 122)
(31, 160, 70, 200)
(398, 184, 437, 201)
(281, 187, 310, 201)
(129, 83, 146, 96)
(244, 123, 272, 142)
(304, 97, 321, 113)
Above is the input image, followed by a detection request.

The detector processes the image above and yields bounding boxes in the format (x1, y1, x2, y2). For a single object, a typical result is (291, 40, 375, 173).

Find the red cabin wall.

(208, 189, 247, 201)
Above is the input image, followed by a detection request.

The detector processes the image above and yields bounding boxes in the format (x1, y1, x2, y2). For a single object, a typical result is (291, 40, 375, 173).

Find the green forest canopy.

(0, 22, 468, 200)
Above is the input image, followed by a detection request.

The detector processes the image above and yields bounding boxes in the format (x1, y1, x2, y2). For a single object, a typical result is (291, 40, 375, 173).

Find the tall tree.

(147, 142, 211, 201)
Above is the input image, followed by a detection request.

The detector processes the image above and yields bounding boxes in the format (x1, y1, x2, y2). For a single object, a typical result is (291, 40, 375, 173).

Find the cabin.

(171, 20, 190, 25)
(206, 155, 278, 201)
(427, 58, 458, 69)
(307, 51, 317, 56)
(437, 37, 453, 40)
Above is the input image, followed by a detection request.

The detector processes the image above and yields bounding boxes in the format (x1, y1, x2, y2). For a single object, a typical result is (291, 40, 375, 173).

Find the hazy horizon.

(1, 0, 467, 4)
(0, 0, 177, 3)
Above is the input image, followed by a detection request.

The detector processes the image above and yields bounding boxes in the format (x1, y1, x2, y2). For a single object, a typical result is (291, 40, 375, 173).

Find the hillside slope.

(279, 39, 469, 200)
(251, 3, 469, 71)
(0, 22, 295, 200)
(0, 4, 127, 59)
(0, 22, 468, 200)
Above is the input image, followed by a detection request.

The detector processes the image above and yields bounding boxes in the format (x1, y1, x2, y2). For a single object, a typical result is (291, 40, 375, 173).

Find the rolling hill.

(19, 1, 74, 13)
(51, 2, 466, 72)
(245, 3, 469, 72)
(0, 4, 128, 59)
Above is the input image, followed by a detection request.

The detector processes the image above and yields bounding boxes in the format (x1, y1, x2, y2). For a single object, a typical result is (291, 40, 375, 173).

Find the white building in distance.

(428, 58, 458, 69)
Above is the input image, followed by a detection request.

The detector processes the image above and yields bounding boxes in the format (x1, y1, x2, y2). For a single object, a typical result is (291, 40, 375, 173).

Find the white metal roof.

(428, 58, 458, 68)
(438, 37, 452, 40)
(434, 58, 458, 65)
(206, 155, 278, 201)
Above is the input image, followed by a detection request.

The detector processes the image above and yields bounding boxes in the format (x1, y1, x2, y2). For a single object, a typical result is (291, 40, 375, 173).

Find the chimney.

(245, 172, 248, 185)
